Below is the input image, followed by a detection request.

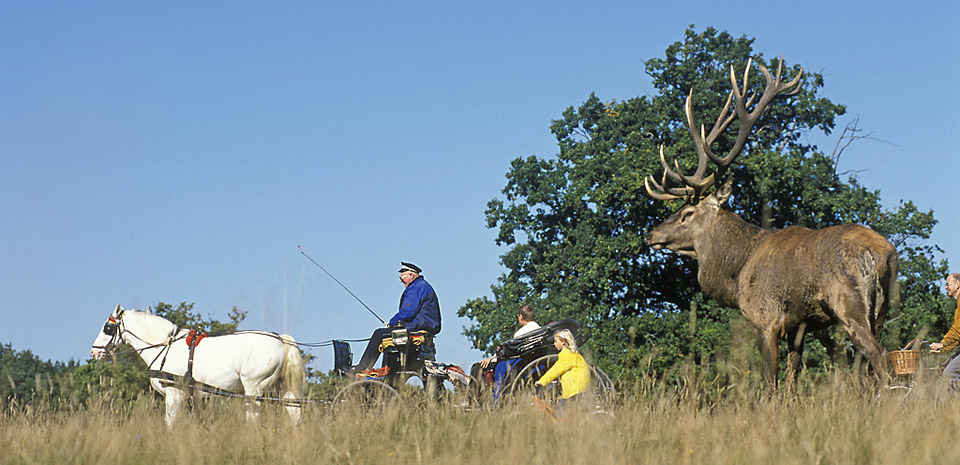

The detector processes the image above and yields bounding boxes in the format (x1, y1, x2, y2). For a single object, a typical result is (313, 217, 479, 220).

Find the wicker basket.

(889, 350, 920, 375)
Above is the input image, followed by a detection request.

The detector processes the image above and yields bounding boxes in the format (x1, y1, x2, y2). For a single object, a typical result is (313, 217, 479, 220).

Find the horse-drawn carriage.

(90, 305, 615, 423)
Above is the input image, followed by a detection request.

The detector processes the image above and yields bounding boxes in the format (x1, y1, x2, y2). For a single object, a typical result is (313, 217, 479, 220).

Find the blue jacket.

(389, 276, 441, 334)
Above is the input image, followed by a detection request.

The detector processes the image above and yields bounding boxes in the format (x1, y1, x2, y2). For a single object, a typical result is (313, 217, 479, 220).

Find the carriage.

(328, 319, 615, 413)
(329, 327, 455, 408)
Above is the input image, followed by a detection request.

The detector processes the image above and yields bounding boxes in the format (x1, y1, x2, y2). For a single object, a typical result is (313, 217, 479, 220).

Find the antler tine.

(708, 90, 736, 139)
(684, 92, 718, 181)
(712, 57, 802, 167)
(644, 169, 696, 202)
(641, 145, 702, 201)
(643, 177, 685, 201)
(659, 144, 687, 184)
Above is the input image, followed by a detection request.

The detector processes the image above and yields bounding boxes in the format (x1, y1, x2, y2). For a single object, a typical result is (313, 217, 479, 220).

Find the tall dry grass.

(2, 371, 958, 465)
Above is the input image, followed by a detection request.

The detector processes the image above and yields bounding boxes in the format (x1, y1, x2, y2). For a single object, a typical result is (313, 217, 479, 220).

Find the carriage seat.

(379, 328, 437, 373)
(378, 329, 435, 353)
(496, 318, 581, 360)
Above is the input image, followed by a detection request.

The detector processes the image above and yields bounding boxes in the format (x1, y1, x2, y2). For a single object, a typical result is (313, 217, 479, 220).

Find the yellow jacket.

(537, 348, 591, 399)
(941, 298, 960, 351)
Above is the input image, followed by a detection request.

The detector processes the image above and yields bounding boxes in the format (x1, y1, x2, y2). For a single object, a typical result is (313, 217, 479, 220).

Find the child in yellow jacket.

(535, 329, 591, 401)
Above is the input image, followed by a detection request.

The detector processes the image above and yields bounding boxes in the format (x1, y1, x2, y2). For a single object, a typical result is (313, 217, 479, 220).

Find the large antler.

(644, 57, 803, 203)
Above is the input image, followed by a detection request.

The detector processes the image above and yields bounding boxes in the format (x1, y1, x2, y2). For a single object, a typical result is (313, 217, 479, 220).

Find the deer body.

(647, 182, 896, 386)
(644, 59, 896, 387)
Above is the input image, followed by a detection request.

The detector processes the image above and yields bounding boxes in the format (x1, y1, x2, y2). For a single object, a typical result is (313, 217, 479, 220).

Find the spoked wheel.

(590, 366, 617, 414)
(507, 354, 617, 414)
(331, 379, 401, 412)
(506, 354, 562, 403)
(877, 382, 914, 399)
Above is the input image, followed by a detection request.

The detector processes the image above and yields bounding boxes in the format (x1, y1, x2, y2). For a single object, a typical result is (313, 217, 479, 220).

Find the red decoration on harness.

(185, 329, 208, 347)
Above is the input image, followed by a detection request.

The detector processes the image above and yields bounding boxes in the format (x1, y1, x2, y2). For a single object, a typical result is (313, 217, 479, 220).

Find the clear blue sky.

(2, 2, 957, 373)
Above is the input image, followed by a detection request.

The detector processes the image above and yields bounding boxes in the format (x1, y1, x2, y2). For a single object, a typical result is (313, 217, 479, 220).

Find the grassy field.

(3, 372, 959, 465)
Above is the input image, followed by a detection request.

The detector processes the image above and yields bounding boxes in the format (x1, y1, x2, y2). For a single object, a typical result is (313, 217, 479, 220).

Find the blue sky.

(2, 2, 957, 373)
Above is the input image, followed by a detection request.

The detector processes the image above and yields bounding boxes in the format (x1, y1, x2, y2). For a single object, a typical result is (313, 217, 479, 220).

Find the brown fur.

(646, 180, 897, 388)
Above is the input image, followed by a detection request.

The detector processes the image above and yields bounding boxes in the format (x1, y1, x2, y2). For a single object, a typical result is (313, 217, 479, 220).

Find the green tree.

(459, 26, 946, 384)
(152, 301, 247, 333)
(0, 342, 73, 408)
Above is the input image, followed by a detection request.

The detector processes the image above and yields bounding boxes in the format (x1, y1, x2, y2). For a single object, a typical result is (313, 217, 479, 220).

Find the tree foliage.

(152, 301, 247, 334)
(0, 343, 75, 408)
(458, 26, 947, 383)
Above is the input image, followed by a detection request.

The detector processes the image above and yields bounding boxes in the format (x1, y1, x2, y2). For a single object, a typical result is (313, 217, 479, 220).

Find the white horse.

(90, 304, 304, 427)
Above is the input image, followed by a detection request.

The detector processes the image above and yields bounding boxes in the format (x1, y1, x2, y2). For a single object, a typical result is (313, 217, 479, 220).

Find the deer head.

(644, 59, 802, 255)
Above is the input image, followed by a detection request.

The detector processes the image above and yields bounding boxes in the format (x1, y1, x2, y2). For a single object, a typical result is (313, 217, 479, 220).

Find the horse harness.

(148, 329, 208, 394)
(100, 311, 209, 394)
(99, 312, 305, 405)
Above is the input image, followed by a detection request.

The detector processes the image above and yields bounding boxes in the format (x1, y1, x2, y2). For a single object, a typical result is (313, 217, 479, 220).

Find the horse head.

(90, 304, 125, 360)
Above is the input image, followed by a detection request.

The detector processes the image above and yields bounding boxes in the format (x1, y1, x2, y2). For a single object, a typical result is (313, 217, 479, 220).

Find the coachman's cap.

(398, 262, 422, 274)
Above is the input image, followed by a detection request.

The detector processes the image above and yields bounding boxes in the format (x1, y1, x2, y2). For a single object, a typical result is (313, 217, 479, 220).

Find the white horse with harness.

(90, 304, 304, 427)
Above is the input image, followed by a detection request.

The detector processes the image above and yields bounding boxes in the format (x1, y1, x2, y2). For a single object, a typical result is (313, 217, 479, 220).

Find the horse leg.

(163, 387, 186, 428)
(241, 375, 274, 423)
(283, 392, 301, 426)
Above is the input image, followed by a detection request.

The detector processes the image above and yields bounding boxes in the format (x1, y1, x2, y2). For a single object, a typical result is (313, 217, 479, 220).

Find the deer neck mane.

(695, 209, 764, 307)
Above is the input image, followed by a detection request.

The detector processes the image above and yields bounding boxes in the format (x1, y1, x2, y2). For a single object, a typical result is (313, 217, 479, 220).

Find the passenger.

(471, 305, 540, 402)
(534, 329, 591, 410)
(351, 262, 441, 375)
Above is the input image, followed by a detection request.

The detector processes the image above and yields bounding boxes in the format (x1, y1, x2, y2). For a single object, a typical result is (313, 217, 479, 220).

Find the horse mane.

(123, 310, 179, 343)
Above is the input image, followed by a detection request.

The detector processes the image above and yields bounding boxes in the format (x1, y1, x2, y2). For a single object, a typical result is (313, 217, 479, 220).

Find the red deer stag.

(643, 58, 897, 388)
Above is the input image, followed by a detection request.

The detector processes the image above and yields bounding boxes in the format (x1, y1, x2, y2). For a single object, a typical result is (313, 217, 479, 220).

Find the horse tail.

(278, 334, 304, 400)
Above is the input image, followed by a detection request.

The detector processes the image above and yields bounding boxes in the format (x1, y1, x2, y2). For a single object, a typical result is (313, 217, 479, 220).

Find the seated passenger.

(470, 305, 539, 402)
(534, 329, 591, 409)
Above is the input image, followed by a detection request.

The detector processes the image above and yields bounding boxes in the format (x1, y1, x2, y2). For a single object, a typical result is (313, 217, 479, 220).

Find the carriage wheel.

(331, 380, 401, 412)
(590, 366, 617, 413)
(507, 354, 617, 414)
(506, 354, 561, 403)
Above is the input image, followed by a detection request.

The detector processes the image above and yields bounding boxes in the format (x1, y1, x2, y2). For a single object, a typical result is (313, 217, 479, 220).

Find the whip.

(298, 245, 386, 325)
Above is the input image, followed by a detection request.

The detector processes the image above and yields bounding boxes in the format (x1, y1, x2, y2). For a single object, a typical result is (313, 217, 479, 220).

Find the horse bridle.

(92, 311, 125, 354)
(92, 310, 184, 376)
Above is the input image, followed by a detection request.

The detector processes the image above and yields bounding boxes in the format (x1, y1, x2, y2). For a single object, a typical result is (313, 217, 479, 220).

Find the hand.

(479, 356, 494, 368)
(930, 342, 944, 353)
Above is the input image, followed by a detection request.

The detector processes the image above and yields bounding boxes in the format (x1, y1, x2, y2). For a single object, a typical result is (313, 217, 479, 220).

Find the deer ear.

(712, 177, 734, 205)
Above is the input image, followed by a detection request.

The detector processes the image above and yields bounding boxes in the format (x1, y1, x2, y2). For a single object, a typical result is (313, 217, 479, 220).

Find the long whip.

(297, 245, 386, 325)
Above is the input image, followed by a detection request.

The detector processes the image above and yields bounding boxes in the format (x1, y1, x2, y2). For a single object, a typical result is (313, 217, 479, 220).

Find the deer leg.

(842, 319, 889, 385)
(756, 328, 780, 390)
(784, 323, 807, 393)
(836, 291, 890, 385)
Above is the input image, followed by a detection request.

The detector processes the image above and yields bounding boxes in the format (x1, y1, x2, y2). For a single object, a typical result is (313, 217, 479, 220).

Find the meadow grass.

(2, 371, 958, 465)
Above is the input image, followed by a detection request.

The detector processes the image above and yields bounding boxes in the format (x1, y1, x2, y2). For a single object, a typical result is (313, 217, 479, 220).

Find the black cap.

(398, 262, 422, 274)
